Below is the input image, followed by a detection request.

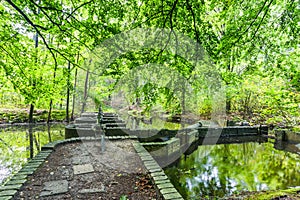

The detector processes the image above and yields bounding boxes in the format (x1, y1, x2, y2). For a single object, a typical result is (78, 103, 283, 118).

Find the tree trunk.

(47, 100, 52, 123)
(81, 69, 89, 113)
(71, 68, 78, 120)
(226, 99, 231, 114)
(225, 81, 231, 114)
(60, 99, 63, 109)
(225, 63, 234, 114)
(181, 79, 186, 115)
(47, 124, 52, 143)
(33, 134, 40, 152)
(29, 3, 39, 124)
(47, 36, 57, 124)
(66, 61, 71, 123)
(29, 104, 34, 123)
(28, 125, 34, 159)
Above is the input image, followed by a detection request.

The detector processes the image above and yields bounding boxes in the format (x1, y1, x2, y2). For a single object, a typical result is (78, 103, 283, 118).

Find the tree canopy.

(0, 0, 299, 126)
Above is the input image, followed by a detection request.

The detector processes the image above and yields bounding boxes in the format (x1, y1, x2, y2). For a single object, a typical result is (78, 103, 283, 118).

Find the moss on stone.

(245, 188, 300, 199)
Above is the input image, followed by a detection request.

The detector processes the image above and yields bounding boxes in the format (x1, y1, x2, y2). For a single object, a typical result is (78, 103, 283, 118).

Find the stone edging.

(0, 135, 183, 200)
(133, 142, 184, 200)
(0, 148, 52, 200)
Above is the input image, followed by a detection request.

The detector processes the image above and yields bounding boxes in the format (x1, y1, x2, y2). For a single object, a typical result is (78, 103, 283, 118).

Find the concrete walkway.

(0, 137, 183, 200)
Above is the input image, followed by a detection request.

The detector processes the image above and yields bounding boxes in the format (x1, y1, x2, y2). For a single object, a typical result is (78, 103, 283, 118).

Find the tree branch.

(169, 0, 178, 30)
(4, 0, 58, 67)
(250, 0, 274, 41)
(235, 0, 269, 44)
(66, 0, 94, 21)
(185, 0, 200, 44)
(29, 0, 64, 30)
(0, 45, 30, 81)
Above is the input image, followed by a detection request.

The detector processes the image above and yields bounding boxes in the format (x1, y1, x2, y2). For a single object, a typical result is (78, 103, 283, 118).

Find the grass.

(0, 107, 69, 123)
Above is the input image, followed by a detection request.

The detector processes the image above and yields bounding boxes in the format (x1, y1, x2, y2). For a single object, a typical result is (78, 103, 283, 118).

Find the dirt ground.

(14, 140, 162, 200)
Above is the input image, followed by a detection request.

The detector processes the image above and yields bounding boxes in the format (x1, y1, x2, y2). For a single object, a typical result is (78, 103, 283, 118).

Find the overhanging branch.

(5, 0, 58, 67)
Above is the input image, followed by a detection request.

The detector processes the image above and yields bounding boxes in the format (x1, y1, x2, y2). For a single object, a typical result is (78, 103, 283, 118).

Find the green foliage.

(292, 126, 300, 133)
(0, 0, 298, 126)
(0, 108, 66, 123)
(229, 74, 300, 125)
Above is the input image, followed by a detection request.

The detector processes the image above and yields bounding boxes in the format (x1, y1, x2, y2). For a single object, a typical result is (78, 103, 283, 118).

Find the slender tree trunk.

(65, 8, 74, 121)
(28, 125, 34, 159)
(33, 133, 40, 151)
(47, 125, 52, 143)
(226, 63, 234, 114)
(29, 31, 38, 123)
(66, 86, 70, 122)
(47, 100, 52, 123)
(81, 69, 89, 113)
(66, 61, 71, 123)
(30, 1, 40, 124)
(226, 99, 231, 114)
(29, 104, 34, 123)
(225, 81, 231, 114)
(180, 81, 186, 128)
(60, 99, 63, 109)
(47, 36, 57, 124)
(71, 68, 78, 120)
(181, 79, 186, 115)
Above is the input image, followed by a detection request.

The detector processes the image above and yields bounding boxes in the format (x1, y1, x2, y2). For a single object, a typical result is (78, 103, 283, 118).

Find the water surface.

(0, 124, 65, 185)
(164, 140, 300, 199)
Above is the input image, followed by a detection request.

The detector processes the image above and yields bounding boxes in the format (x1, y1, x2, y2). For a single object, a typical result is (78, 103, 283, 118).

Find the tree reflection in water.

(0, 124, 64, 185)
(165, 140, 300, 199)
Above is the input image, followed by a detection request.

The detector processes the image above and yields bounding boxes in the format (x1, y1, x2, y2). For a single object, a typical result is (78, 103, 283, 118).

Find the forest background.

(0, 0, 299, 129)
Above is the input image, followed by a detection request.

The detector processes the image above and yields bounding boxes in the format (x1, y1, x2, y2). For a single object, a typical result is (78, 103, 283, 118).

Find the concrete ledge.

(0, 190, 17, 199)
(133, 142, 184, 200)
(0, 196, 14, 200)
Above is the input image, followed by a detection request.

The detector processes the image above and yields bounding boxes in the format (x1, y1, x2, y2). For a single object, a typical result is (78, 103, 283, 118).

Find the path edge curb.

(133, 142, 184, 200)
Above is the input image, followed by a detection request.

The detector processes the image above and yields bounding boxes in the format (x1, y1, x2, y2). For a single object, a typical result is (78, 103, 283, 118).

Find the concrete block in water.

(75, 117, 97, 124)
(65, 126, 97, 139)
(100, 119, 123, 124)
(104, 128, 129, 136)
(103, 123, 126, 128)
(80, 112, 98, 118)
(102, 113, 117, 117)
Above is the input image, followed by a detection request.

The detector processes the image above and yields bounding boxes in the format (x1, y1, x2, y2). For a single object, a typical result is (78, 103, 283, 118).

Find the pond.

(0, 124, 65, 185)
(122, 115, 190, 130)
(164, 138, 300, 199)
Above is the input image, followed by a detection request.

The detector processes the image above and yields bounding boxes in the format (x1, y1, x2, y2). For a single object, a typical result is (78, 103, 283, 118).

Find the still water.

(164, 140, 300, 199)
(123, 115, 188, 130)
(0, 124, 65, 185)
